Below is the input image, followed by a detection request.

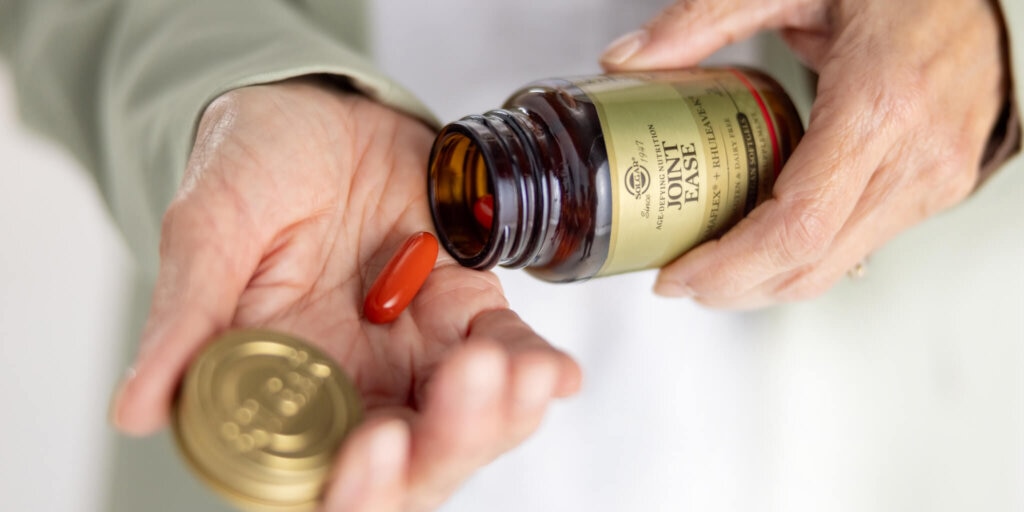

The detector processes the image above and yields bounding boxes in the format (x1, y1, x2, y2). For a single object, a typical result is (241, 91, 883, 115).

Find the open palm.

(110, 78, 581, 512)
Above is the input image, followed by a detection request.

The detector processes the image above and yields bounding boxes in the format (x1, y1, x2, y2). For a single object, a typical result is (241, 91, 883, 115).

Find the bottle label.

(574, 69, 781, 277)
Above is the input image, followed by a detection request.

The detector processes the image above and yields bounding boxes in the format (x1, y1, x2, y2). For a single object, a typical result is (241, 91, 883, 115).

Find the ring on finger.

(847, 257, 870, 280)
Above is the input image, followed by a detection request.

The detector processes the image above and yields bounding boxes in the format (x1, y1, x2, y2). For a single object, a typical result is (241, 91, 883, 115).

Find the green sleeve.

(0, 0, 436, 273)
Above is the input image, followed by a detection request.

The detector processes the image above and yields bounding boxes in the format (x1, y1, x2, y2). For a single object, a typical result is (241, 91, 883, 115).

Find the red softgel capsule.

(364, 232, 440, 324)
(473, 194, 494, 229)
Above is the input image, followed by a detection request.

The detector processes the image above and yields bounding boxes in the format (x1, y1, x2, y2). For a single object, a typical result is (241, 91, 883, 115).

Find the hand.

(108, 78, 582, 511)
(602, 0, 1008, 308)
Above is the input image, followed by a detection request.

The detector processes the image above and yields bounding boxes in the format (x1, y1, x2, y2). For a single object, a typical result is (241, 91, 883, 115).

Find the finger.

(110, 194, 260, 435)
(655, 81, 906, 301)
(322, 417, 410, 512)
(694, 171, 899, 310)
(714, 134, 976, 309)
(469, 309, 582, 398)
(402, 312, 580, 509)
(469, 309, 576, 451)
(691, 166, 900, 309)
(405, 341, 511, 511)
(499, 348, 561, 454)
(760, 165, 907, 305)
(600, 0, 823, 70)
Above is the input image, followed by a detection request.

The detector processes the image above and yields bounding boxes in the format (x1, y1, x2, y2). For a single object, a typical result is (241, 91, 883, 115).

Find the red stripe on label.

(729, 69, 782, 177)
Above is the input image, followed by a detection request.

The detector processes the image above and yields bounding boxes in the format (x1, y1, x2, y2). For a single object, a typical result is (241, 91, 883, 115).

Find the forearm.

(0, 0, 435, 272)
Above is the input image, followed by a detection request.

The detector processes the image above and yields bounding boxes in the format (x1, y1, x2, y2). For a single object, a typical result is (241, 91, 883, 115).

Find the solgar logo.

(624, 163, 650, 199)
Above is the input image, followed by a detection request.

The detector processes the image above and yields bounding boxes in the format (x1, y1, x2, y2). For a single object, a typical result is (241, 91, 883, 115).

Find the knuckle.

(865, 76, 927, 136)
(817, 63, 925, 138)
(771, 201, 834, 266)
(891, 78, 928, 121)
(918, 141, 978, 216)
(650, 0, 715, 33)
(661, 0, 700, 22)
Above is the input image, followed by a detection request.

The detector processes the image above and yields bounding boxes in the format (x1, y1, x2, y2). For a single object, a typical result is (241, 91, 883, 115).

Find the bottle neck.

(428, 109, 551, 270)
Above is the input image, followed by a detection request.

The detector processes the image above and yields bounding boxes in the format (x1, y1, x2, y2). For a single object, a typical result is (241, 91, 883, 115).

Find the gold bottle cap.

(172, 329, 362, 512)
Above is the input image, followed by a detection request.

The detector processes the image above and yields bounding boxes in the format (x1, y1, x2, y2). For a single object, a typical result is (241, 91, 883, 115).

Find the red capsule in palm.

(363, 232, 439, 324)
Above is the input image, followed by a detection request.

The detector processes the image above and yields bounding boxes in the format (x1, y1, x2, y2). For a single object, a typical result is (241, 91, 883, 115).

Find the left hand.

(602, 0, 1008, 308)
(108, 79, 581, 512)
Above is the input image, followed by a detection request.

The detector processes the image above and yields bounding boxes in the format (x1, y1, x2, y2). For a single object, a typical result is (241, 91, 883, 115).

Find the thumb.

(600, 0, 815, 71)
(110, 194, 260, 436)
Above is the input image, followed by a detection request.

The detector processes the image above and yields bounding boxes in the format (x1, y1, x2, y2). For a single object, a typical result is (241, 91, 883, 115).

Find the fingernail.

(653, 281, 695, 298)
(369, 421, 408, 483)
(108, 367, 137, 428)
(514, 365, 558, 413)
(601, 30, 647, 66)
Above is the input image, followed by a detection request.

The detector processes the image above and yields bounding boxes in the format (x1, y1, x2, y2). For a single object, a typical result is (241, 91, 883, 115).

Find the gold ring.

(847, 258, 868, 280)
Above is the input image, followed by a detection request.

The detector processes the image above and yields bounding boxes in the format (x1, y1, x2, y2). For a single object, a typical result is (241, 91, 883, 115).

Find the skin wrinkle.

(200, 142, 282, 249)
(352, 349, 409, 409)
(226, 88, 362, 325)
(652, 0, 702, 31)
(772, 196, 834, 267)
(414, 274, 499, 341)
(241, 217, 328, 290)
(767, 101, 873, 268)
(763, 116, 878, 283)
(172, 204, 244, 297)
(322, 118, 362, 252)
(351, 124, 394, 264)
(363, 325, 417, 394)
(316, 102, 362, 214)
(353, 121, 431, 303)
(913, 18, 994, 210)
(321, 208, 348, 280)
(770, 163, 901, 300)
(774, 89, 987, 301)
(284, 96, 440, 407)
(782, 24, 999, 299)
(294, 220, 344, 305)
(403, 327, 420, 408)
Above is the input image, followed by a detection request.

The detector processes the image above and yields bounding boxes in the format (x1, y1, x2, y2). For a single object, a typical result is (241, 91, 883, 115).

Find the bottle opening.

(428, 130, 495, 267)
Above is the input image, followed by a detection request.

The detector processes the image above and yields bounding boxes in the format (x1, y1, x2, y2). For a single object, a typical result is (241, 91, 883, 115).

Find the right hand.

(601, 0, 1007, 309)
(108, 77, 582, 512)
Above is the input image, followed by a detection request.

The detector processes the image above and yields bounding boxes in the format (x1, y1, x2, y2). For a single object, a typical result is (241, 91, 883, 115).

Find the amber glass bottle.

(428, 68, 803, 282)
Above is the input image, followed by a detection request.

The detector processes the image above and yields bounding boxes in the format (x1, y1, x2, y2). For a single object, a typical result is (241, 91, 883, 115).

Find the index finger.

(402, 310, 581, 511)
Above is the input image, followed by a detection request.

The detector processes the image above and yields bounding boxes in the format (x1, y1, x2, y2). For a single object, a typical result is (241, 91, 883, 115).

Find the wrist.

(978, 0, 1022, 186)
